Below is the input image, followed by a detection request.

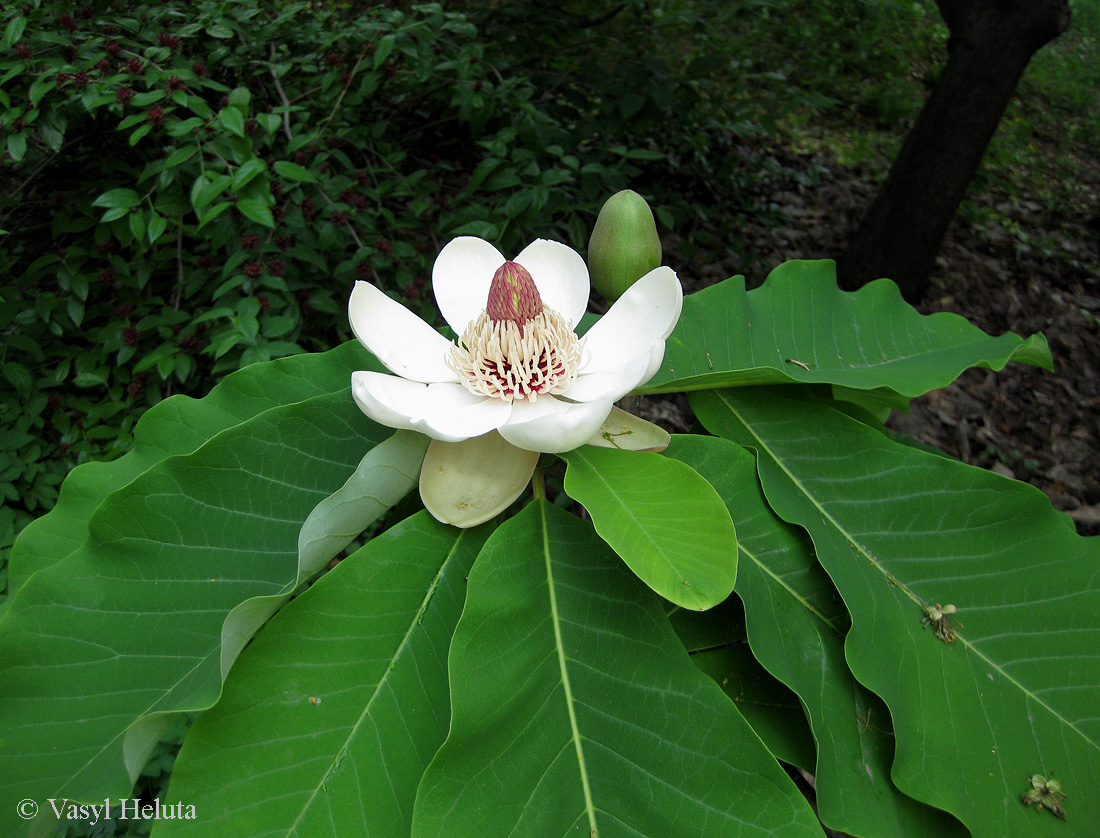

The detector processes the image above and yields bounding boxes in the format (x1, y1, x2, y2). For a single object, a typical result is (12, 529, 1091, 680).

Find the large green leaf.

(694, 389, 1100, 838)
(667, 434, 967, 838)
(638, 261, 1050, 397)
(0, 350, 394, 834)
(154, 513, 490, 838)
(412, 500, 826, 837)
(668, 597, 817, 770)
(6, 341, 373, 600)
(560, 445, 737, 609)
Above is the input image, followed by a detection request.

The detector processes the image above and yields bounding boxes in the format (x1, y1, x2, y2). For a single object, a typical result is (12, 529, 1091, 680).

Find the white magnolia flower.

(349, 236, 682, 526)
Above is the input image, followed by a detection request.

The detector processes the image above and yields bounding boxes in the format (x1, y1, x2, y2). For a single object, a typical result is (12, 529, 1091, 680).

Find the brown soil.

(675, 144, 1100, 534)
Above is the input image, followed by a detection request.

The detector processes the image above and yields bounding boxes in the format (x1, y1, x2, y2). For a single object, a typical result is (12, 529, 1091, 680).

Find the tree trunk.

(836, 0, 1070, 301)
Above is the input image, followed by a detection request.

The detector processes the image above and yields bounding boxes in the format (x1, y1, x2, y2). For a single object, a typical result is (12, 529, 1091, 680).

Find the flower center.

(448, 261, 582, 401)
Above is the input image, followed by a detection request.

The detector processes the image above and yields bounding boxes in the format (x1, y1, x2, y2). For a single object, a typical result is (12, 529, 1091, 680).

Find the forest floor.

(669, 135, 1100, 535)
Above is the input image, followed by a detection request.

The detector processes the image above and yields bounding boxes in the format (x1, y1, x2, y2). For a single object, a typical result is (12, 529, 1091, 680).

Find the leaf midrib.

(539, 501, 599, 835)
(281, 528, 471, 837)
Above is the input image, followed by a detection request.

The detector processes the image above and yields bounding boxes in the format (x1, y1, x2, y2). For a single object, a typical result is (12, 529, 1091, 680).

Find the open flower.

(349, 236, 682, 526)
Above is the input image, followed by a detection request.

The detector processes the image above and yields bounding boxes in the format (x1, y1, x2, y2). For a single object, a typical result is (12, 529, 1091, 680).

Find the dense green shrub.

(5, 0, 772, 577)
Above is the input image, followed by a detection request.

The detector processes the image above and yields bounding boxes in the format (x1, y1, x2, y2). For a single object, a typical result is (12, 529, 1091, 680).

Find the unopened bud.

(486, 260, 543, 324)
(588, 190, 662, 302)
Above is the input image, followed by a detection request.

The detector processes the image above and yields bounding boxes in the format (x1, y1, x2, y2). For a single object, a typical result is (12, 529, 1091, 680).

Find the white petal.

(419, 433, 538, 528)
(514, 239, 590, 327)
(348, 281, 458, 384)
(498, 396, 614, 454)
(351, 371, 510, 442)
(579, 266, 683, 375)
(563, 349, 656, 403)
(584, 406, 671, 452)
(432, 237, 505, 335)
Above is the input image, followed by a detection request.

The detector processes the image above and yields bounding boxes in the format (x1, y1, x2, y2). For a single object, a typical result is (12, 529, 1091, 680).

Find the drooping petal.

(348, 281, 458, 384)
(351, 371, 510, 442)
(579, 266, 682, 374)
(498, 395, 613, 453)
(584, 406, 671, 452)
(514, 238, 590, 327)
(432, 237, 506, 335)
(419, 433, 538, 528)
(560, 347, 656, 404)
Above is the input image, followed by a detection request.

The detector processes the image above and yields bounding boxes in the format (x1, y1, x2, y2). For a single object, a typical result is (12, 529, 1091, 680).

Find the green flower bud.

(587, 189, 662, 303)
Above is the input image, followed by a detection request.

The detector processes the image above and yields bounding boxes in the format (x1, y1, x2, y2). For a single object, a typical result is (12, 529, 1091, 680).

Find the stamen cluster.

(449, 309, 582, 401)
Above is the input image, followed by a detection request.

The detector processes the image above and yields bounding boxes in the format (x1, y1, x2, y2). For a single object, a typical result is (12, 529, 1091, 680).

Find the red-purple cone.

(485, 260, 543, 324)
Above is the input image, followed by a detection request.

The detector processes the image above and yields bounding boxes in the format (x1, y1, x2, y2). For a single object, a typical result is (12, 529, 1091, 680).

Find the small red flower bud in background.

(126, 58, 143, 73)
(268, 258, 285, 277)
(105, 40, 121, 57)
(244, 118, 257, 134)
(60, 13, 76, 31)
(257, 295, 269, 311)
(243, 260, 263, 279)
(15, 43, 32, 60)
(240, 232, 259, 249)
(122, 326, 142, 345)
(96, 59, 111, 74)
(191, 61, 207, 75)
(166, 76, 184, 91)
(72, 70, 90, 88)
(116, 86, 134, 105)
(146, 106, 165, 126)
(329, 210, 348, 227)
(274, 235, 293, 252)
(100, 268, 117, 286)
(355, 260, 372, 279)
(374, 237, 392, 255)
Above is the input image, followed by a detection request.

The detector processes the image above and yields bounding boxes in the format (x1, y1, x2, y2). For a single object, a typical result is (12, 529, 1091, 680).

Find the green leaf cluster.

(3, 259, 1096, 838)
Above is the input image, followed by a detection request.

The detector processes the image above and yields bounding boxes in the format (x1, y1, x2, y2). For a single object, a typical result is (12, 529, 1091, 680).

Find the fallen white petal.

(514, 238, 591, 327)
(498, 396, 614, 453)
(419, 432, 539, 527)
(584, 406, 671, 452)
(432, 237, 506, 335)
(348, 281, 458, 384)
(351, 371, 510, 442)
